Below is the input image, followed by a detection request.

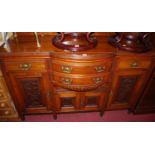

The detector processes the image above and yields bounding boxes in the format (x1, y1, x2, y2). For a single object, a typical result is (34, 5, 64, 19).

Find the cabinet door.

(135, 72, 155, 113)
(54, 91, 80, 112)
(107, 70, 147, 110)
(5, 72, 52, 116)
(80, 91, 106, 111)
(54, 89, 108, 113)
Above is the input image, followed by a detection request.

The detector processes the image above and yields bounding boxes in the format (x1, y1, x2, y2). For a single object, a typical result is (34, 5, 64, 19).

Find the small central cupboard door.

(54, 91, 80, 112)
(80, 91, 106, 111)
(54, 88, 108, 113)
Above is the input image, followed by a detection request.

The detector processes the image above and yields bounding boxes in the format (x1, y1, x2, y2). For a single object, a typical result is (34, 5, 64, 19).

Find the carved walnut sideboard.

(0, 34, 155, 120)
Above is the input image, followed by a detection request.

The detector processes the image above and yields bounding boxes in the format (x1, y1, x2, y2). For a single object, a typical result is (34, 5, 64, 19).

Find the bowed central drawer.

(52, 72, 110, 91)
(51, 59, 113, 74)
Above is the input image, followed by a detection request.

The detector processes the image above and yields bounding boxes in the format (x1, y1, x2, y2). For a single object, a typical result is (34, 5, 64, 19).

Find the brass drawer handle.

(61, 78, 72, 85)
(130, 62, 139, 68)
(20, 63, 32, 71)
(62, 66, 72, 73)
(95, 66, 105, 72)
(93, 77, 103, 84)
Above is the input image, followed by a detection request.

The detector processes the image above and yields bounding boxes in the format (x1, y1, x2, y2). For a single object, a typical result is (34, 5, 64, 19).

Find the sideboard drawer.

(52, 73, 109, 85)
(4, 61, 47, 72)
(116, 58, 152, 70)
(52, 72, 110, 91)
(51, 59, 113, 74)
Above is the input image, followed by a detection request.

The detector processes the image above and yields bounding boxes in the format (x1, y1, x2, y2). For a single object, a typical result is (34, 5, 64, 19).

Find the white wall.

(0, 32, 12, 45)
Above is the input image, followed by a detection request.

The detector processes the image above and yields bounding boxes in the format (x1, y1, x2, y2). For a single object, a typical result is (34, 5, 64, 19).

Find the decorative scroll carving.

(115, 76, 138, 103)
(53, 81, 103, 91)
(21, 79, 43, 107)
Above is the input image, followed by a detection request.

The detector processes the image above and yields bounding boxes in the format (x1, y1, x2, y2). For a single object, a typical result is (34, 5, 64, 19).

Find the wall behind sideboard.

(0, 32, 12, 45)
(15, 32, 115, 37)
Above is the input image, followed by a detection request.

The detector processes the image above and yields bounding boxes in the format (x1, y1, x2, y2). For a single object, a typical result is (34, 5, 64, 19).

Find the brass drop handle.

(94, 77, 103, 84)
(130, 62, 139, 68)
(20, 63, 31, 71)
(61, 78, 72, 85)
(95, 66, 105, 72)
(62, 66, 72, 73)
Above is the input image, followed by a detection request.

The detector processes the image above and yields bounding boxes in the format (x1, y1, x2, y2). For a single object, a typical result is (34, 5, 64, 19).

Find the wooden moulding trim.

(50, 52, 115, 60)
(52, 81, 106, 91)
(0, 51, 115, 60)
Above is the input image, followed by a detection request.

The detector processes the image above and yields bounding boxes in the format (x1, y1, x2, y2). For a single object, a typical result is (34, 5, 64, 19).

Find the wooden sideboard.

(0, 33, 155, 120)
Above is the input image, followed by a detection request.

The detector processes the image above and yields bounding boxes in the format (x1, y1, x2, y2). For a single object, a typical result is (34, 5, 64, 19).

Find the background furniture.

(135, 66, 155, 113)
(0, 69, 19, 121)
(0, 32, 154, 120)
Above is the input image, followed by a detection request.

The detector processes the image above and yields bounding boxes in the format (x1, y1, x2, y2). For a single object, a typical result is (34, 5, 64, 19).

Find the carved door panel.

(135, 72, 155, 113)
(6, 72, 52, 116)
(80, 91, 106, 111)
(107, 70, 147, 110)
(54, 91, 80, 112)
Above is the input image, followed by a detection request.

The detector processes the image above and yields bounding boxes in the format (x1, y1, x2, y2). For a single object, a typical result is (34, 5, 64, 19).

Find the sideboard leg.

(20, 114, 25, 121)
(53, 113, 57, 120)
(128, 109, 133, 114)
(100, 111, 104, 117)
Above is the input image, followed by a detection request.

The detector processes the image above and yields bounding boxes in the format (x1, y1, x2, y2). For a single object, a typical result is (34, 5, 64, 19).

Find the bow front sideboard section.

(0, 34, 155, 120)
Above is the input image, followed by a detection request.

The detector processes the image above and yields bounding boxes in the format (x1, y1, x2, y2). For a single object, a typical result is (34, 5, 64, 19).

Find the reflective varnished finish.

(0, 33, 155, 120)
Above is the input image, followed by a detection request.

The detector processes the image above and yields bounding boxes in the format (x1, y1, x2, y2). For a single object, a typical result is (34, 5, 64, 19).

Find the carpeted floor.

(24, 110, 155, 122)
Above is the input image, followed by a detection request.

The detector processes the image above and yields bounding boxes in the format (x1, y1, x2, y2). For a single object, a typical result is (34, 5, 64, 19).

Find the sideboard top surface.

(0, 35, 155, 59)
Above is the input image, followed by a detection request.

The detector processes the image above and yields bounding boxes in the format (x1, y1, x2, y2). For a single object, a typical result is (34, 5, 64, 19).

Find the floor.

(24, 110, 155, 122)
